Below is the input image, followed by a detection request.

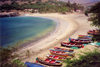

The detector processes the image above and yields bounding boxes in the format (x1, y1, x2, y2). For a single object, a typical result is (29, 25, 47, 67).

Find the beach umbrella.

(25, 62, 44, 67)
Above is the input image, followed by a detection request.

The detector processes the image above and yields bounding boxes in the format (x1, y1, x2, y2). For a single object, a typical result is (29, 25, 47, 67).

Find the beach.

(16, 13, 95, 63)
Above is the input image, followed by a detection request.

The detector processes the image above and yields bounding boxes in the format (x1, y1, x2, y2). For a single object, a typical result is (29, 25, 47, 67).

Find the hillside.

(60, 0, 100, 4)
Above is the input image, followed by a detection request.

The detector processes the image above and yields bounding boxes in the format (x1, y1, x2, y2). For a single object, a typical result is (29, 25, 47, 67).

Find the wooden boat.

(36, 57, 62, 66)
(25, 62, 45, 67)
(50, 50, 74, 57)
(54, 47, 74, 52)
(78, 35, 92, 39)
(70, 38, 91, 44)
(61, 42, 84, 48)
(49, 49, 75, 54)
(88, 30, 100, 35)
(47, 55, 71, 61)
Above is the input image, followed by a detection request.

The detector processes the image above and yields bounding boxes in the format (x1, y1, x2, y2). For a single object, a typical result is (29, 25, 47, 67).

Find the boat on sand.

(70, 38, 91, 44)
(61, 42, 84, 48)
(36, 57, 62, 66)
(50, 50, 74, 57)
(54, 47, 74, 52)
(47, 54, 71, 61)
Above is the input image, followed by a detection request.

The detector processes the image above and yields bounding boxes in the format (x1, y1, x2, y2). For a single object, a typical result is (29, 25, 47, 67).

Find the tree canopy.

(0, 1, 84, 13)
(88, 2, 100, 28)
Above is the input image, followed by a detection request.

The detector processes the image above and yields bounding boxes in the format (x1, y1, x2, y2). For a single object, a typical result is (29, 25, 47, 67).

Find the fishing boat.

(50, 50, 74, 57)
(78, 35, 92, 39)
(70, 38, 91, 44)
(88, 30, 100, 35)
(49, 49, 74, 54)
(36, 57, 62, 66)
(47, 55, 71, 61)
(61, 42, 84, 48)
(54, 47, 74, 52)
(25, 62, 45, 67)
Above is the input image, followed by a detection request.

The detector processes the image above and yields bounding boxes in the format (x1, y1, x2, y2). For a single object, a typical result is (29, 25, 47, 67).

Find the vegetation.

(64, 50, 100, 67)
(88, 2, 100, 28)
(87, 2, 100, 42)
(0, 1, 84, 13)
(0, 47, 26, 67)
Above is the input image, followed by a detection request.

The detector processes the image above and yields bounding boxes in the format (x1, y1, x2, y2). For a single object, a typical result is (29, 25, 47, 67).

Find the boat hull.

(36, 57, 62, 66)
(61, 42, 84, 48)
(50, 50, 74, 57)
(54, 47, 74, 52)
(47, 55, 71, 61)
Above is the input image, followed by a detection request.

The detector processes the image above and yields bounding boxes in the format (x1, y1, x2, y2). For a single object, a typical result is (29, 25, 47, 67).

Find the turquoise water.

(0, 16, 56, 47)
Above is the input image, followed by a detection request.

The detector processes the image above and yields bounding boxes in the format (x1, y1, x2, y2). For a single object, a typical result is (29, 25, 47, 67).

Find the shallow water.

(0, 16, 56, 47)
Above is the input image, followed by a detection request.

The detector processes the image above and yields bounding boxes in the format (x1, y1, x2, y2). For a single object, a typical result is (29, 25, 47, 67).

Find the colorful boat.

(49, 49, 75, 54)
(61, 42, 84, 48)
(88, 30, 100, 35)
(47, 55, 71, 61)
(54, 47, 74, 52)
(78, 35, 92, 39)
(25, 62, 45, 67)
(50, 50, 74, 57)
(36, 57, 62, 66)
(70, 38, 91, 44)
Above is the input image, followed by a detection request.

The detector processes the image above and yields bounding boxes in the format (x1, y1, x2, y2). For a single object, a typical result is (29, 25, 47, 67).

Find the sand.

(15, 13, 96, 64)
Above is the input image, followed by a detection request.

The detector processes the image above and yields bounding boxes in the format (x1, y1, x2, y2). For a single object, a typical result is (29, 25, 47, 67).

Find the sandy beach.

(16, 13, 96, 63)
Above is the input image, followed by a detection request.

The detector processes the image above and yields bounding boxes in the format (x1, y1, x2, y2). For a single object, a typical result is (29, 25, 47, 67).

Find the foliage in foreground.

(64, 50, 100, 67)
(0, 47, 26, 67)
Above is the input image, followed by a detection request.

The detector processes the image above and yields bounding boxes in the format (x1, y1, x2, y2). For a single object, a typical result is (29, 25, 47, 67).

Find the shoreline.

(1, 16, 57, 48)
(16, 16, 59, 50)
(15, 13, 94, 63)
(18, 13, 76, 51)
(16, 13, 78, 61)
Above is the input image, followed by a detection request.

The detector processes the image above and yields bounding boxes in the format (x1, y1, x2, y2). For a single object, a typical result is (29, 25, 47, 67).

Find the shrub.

(64, 49, 100, 67)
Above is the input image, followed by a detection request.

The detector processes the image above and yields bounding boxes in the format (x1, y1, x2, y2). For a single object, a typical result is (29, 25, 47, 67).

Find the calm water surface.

(0, 16, 56, 47)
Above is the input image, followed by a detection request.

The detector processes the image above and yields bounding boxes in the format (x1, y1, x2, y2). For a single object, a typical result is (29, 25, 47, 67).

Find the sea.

(0, 16, 56, 47)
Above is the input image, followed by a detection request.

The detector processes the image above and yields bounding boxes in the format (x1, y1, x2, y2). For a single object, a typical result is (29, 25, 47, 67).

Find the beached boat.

(54, 47, 74, 52)
(25, 62, 45, 67)
(50, 50, 74, 57)
(70, 38, 91, 44)
(88, 30, 100, 35)
(47, 55, 71, 61)
(49, 49, 74, 54)
(36, 57, 62, 66)
(78, 35, 92, 39)
(61, 42, 84, 48)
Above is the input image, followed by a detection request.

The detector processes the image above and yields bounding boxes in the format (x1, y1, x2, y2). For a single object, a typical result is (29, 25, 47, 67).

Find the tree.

(88, 2, 100, 28)
(11, 1, 20, 10)
(87, 2, 100, 42)
(0, 4, 12, 11)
